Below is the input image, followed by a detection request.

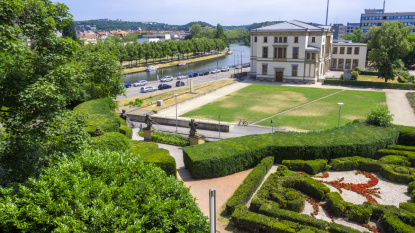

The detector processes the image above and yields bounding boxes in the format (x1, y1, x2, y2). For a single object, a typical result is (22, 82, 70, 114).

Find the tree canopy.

(190, 23, 202, 37)
(344, 27, 365, 43)
(367, 21, 412, 82)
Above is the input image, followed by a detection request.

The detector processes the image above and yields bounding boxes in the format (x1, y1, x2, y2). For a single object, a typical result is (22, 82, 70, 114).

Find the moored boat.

(177, 62, 187, 66)
(145, 66, 159, 72)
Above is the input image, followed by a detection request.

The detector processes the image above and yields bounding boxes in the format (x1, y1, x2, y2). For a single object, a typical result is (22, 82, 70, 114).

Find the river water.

(124, 43, 251, 83)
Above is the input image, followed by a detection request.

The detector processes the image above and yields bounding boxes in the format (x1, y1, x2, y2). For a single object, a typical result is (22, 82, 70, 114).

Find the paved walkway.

(385, 90, 415, 126)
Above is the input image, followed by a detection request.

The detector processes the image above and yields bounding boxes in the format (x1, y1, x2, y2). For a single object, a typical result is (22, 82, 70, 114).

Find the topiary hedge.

(282, 159, 328, 175)
(91, 132, 132, 152)
(184, 122, 398, 179)
(226, 157, 274, 214)
(376, 149, 415, 165)
(119, 125, 132, 139)
(391, 125, 415, 146)
(138, 130, 190, 146)
(325, 192, 372, 224)
(323, 79, 415, 90)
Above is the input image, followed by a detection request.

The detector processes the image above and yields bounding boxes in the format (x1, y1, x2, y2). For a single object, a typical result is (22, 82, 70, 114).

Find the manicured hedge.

(400, 203, 415, 213)
(74, 98, 124, 135)
(389, 145, 415, 152)
(360, 71, 379, 76)
(282, 159, 328, 175)
(91, 132, 132, 152)
(325, 192, 372, 224)
(390, 125, 415, 146)
(138, 130, 190, 146)
(119, 125, 132, 139)
(376, 149, 415, 165)
(129, 141, 177, 177)
(382, 212, 415, 233)
(225, 157, 274, 214)
(184, 122, 398, 179)
(323, 79, 415, 90)
(230, 205, 296, 233)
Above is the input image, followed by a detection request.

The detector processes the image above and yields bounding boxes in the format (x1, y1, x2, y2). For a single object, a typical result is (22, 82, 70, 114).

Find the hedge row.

(257, 202, 361, 233)
(225, 156, 274, 214)
(391, 125, 415, 146)
(329, 156, 415, 184)
(282, 159, 328, 175)
(323, 79, 415, 90)
(376, 149, 415, 166)
(183, 122, 399, 179)
(360, 71, 379, 76)
(325, 192, 372, 224)
(129, 141, 177, 177)
(138, 130, 190, 146)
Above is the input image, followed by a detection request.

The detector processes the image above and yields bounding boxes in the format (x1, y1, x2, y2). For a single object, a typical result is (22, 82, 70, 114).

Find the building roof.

(333, 40, 366, 46)
(305, 46, 320, 51)
(253, 20, 331, 32)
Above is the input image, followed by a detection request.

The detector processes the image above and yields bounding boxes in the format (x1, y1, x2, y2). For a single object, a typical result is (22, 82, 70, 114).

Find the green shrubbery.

(119, 125, 133, 139)
(351, 71, 359, 81)
(124, 98, 143, 107)
(0, 149, 209, 232)
(184, 122, 398, 179)
(91, 132, 132, 152)
(376, 149, 415, 165)
(139, 130, 190, 146)
(323, 79, 415, 90)
(226, 157, 274, 214)
(365, 106, 393, 127)
(282, 159, 328, 175)
(391, 124, 415, 146)
(325, 192, 372, 224)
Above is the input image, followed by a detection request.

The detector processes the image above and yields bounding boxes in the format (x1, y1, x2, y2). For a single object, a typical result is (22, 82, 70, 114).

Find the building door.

(275, 71, 283, 82)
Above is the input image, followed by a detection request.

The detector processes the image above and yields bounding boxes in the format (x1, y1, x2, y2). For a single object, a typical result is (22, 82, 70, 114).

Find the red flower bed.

(363, 223, 381, 233)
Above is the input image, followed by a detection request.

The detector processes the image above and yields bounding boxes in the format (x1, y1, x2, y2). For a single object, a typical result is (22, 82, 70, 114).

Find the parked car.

(140, 86, 156, 93)
(221, 66, 229, 72)
(124, 83, 132, 88)
(133, 80, 147, 87)
(160, 76, 174, 82)
(198, 72, 204, 76)
(158, 84, 172, 90)
(176, 81, 185, 87)
(203, 71, 210, 75)
(210, 69, 219, 74)
(188, 72, 199, 78)
(231, 65, 238, 69)
(235, 65, 242, 69)
(242, 63, 250, 68)
(177, 75, 188, 80)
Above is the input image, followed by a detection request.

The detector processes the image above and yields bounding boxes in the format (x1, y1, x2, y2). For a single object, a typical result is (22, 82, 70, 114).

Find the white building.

(137, 38, 160, 44)
(250, 20, 333, 84)
(330, 40, 367, 71)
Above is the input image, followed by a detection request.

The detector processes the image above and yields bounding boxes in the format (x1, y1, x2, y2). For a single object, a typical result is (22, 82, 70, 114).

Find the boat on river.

(145, 66, 159, 72)
(177, 62, 187, 66)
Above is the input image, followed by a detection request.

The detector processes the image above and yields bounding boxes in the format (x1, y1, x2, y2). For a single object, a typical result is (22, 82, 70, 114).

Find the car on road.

(210, 69, 219, 74)
(235, 65, 242, 69)
(133, 80, 148, 87)
(160, 76, 174, 82)
(140, 86, 156, 93)
(158, 84, 172, 90)
(231, 65, 238, 69)
(221, 66, 229, 72)
(177, 75, 188, 80)
(203, 71, 210, 75)
(198, 72, 204, 76)
(176, 81, 185, 87)
(188, 72, 199, 78)
(242, 63, 250, 68)
(124, 83, 132, 88)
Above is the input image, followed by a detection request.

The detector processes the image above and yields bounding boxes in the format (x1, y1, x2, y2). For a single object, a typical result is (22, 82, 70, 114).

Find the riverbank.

(123, 52, 228, 75)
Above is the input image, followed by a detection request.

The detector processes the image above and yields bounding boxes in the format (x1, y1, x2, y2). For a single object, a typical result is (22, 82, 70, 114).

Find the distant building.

(78, 32, 97, 44)
(346, 22, 360, 34)
(137, 38, 159, 43)
(332, 24, 346, 39)
(360, 8, 415, 35)
(330, 40, 367, 71)
(131, 27, 142, 31)
(250, 20, 333, 84)
(137, 34, 171, 42)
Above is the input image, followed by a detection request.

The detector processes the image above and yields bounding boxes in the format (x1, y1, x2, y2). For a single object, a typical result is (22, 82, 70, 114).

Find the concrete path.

(385, 90, 415, 126)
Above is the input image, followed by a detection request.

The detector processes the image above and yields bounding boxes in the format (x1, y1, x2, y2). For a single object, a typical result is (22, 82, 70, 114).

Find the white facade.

(330, 40, 367, 71)
(250, 20, 333, 84)
(137, 38, 160, 44)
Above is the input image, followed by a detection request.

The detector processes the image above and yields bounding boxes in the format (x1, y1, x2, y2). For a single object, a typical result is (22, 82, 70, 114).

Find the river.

(124, 43, 251, 83)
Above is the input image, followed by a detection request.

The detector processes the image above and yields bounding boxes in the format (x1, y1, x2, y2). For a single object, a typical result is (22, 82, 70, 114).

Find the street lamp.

(173, 93, 178, 132)
(338, 103, 343, 127)
(271, 119, 274, 133)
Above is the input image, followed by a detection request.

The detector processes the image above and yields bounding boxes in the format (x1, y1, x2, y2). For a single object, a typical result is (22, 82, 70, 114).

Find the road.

(116, 67, 250, 100)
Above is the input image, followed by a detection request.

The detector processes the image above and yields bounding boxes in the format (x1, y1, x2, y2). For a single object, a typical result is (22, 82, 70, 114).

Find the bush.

(226, 157, 274, 214)
(325, 192, 372, 224)
(124, 98, 143, 107)
(376, 149, 415, 165)
(282, 159, 328, 175)
(360, 70, 378, 76)
(351, 71, 359, 81)
(139, 130, 190, 146)
(0, 149, 209, 232)
(409, 182, 415, 194)
(329, 156, 365, 171)
(90, 132, 132, 152)
(353, 67, 361, 74)
(119, 125, 132, 139)
(379, 164, 414, 184)
(382, 212, 415, 233)
(379, 155, 411, 166)
(183, 122, 398, 179)
(292, 175, 330, 200)
(365, 106, 393, 127)
(323, 79, 415, 90)
(392, 125, 415, 146)
(400, 202, 415, 213)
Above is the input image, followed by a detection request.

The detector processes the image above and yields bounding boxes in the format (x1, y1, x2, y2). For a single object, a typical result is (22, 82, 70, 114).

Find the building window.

(294, 37, 299, 43)
(352, 59, 359, 69)
(312, 53, 315, 60)
(292, 65, 298, 76)
(275, 47, 287, 59)
(262, 64, 268, 75)
(331, 59, 337, 68)
(347, 47, 352, 54)
(307, 53, 310, 60)
(333, 47, 338, 54)
(312, 37, 316, 43)
(264, 37, 268, 43)
(284, 37, 287, 43)
(338, 59, 344, 69)
(274, 37, 278, 43)
(254, 36, 257, 42)
(263, 47, 268, 58)
(354, 47, 360, 55)
(345, 59, 351, 69)
(340, 47, 345, 54)
(293, 47, 299, 59)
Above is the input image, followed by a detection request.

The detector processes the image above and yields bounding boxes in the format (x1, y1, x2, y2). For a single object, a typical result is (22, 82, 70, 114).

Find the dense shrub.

(323, 79, 415, 90)
(351, 71, 359, 81)
(360, 71, 378, 76)
(392, 125, 415, 146)
(400, 202, 415, 213)
(139, 130, 190, 146)
(329, 156, 368, 171)
(388, 145, 415, 152)
(325, 192, 372, 224)
(91, 132, 132, 152)
(365, 106, 393, 127)
(379, 155, 411, 166)
(119, 125, 132, 139)
(376, 149, 415, 165)
(184, 122, 398, 179)
(0, 149, 209, 232)
(226, 157, 274, 214)
(129, 141, 177, 177)
(382, 212, 415, 233)
(353, 67, 361, 74)
(282, 159, 328, 175)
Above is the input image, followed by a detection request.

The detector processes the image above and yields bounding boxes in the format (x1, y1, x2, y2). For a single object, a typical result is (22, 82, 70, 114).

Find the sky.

(57, 0, 415, 26)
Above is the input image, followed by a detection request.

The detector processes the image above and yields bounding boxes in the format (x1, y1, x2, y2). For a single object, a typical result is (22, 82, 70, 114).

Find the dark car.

(158, 84, 172, 90)
(124, 83, 132, 88)
(176, 81, 185, 87)
(188, 72, 199, 78)
(198, 72, 204, 76)
(242, 63, 250, 68)
(203, 71, 210, 75)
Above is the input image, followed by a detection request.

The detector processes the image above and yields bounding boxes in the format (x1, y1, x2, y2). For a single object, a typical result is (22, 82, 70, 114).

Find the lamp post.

(271, 119, 274, 133)
(173, 93, 178, 132)
(338, 103, 343, 127)
(209, 188, 216, 233)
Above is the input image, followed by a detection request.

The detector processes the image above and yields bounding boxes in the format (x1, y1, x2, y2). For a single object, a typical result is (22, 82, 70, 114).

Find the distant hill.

(75, 20, 214, 31)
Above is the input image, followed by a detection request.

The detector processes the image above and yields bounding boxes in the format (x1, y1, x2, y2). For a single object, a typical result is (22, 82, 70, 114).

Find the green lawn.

(181, 85, 340, 123)
(358, 75, 398, 83)
(257, 90, 386, 131)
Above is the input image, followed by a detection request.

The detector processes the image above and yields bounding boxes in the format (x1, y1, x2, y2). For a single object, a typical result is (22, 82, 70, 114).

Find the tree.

(344, 27, 365, 43)
(190, 23, 202, 37)
(403, 34, 415, 68)
(215, 23, 224, 39)
(367, 22, 412, 82)
(62, 20, 78, 42)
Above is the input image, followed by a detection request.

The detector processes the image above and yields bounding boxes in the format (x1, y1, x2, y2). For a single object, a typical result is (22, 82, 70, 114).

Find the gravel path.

(385, 90, 415, 126)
